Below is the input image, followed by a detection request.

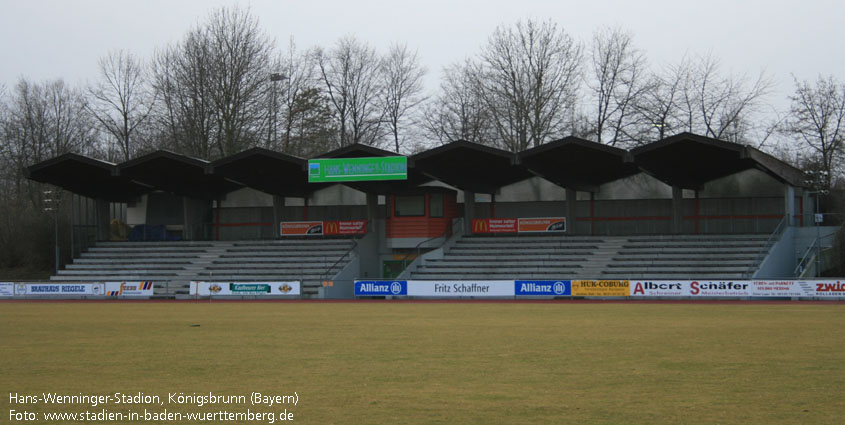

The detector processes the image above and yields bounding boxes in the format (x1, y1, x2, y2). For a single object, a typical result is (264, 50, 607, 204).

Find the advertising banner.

(517, 218, 566, 233)
(630, 281, 753, 297)
(472, 217, 566, 234)
(572, 280, 630, 296)
(750, 280, 807, 297)
(630, 281, 687, 297)
(472, 218, 517, 234)
(407, 280, 514, 297)
(514, 280, 571, 296)
(15, 283, 105, 296)
(325, 220, 367, 235)
(355, 280, 408, 296)
(281, 221, 324, 236)
(308, 157, 407, 183)
(688, 281, 752, 297)
(105, 281, 154, 297)
(192, 281, 301, 296)
(0, 282, 13, 297)
(798, 280, 845, 297)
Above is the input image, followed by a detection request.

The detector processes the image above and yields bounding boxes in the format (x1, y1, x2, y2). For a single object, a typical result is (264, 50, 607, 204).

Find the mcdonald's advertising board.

(281, 220, 367, 236)
(325, 220, 367, 235)
(472, 218, 517, 233)
(472, 217, 566, 234)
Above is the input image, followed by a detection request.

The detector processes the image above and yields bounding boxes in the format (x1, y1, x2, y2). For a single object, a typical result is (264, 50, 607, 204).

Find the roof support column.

(784, 185, 796, 227)
(672, 186, 683, 234)
(95, 199, 110, 242)
(802, 190, 812, 227)
(273, 196, 284, 239)
(566, 188, 577, 235)
(463, 190, 475, 235)
(366, 193, 379, 224)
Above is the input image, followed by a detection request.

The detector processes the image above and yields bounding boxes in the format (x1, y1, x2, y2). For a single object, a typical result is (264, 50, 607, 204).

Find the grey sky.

(1, 0, 842, 114)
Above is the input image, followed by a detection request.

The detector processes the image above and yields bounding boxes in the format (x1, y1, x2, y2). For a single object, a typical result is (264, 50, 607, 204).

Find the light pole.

(43, 190, 59, 274)
(269, 73, 287, 147)
(805, 169, 830, 276)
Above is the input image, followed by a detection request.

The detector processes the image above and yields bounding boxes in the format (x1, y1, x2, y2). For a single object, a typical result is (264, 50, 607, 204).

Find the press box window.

(395, 195, 425, 217)
(429, 194, 444, 218)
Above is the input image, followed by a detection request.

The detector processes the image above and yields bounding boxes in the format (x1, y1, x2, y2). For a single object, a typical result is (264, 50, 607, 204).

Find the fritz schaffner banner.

(355, 280, 572, 297)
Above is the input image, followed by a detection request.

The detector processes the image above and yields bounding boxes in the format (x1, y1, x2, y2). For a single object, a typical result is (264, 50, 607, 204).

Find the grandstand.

(23, 132, 839, 298)
(51, 239, 355, 296)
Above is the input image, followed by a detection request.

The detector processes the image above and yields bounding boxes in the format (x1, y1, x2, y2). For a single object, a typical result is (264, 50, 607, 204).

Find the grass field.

(1, 301, 844, 424)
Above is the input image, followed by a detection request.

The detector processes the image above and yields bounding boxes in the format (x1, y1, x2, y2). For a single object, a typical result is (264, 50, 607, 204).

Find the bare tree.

(588, 26, 648, 146)
(88, 50, 154, 162)
(205, 7, 274, 157)
(267, 38, 336, 156)
(0, 79, 94, 205)
(633, 61, 687, 143)
(152, 28, 217, 158)
(151, 6, 273, 159)
(783, 75, 845, 189)
(381, 43, 427, 153)
(682, 54, 773, 142)
(472, 18, 582, 152)
(314, 36, 384, 147)
(422, 61, 493, 145)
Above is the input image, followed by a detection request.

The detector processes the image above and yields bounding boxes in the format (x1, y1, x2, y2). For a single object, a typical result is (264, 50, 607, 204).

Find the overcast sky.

(1, 0, 843, 113)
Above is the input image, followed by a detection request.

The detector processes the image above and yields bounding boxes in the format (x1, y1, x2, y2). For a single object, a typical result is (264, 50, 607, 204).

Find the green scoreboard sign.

(308, 156, 407, 182)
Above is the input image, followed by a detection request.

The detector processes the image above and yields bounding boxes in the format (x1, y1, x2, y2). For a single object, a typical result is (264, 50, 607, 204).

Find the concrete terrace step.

(65, 264, 186, 270)
(220, 250, 349, 258)
(607, 259, 754, 268)
(426, 259, 586, 266)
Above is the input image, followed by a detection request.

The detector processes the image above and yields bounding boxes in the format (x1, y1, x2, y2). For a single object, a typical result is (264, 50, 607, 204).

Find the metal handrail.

(319, 220, 368, 282)
(396, 220, 454, 270)
(793, 232, 837, 277)
(794, 237, 819, 277)
(745, 216, 787, 278)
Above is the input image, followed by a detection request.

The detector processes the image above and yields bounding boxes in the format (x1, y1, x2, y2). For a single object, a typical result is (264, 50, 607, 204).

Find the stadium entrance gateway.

(25, 133, 828, 299)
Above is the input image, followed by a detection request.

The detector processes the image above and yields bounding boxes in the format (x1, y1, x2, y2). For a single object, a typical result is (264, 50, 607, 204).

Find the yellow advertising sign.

(572, 280, 630, 296)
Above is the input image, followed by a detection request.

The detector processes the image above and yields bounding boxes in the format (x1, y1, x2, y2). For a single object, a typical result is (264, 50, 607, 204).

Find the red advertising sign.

(518, 217, 566, 233)
(281, 220, 367, 236)
(472, 217, 566, 234)
(281, 221, 324, 236)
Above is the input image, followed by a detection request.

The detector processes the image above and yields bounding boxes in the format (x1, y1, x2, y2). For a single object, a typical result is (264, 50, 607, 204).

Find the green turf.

(1, 302, 843, 424)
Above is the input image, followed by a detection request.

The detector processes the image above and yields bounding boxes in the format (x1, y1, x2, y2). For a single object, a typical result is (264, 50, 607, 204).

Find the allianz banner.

(355, 280, 408, 296)
(354, 280, 572, 297)
(514, 280, 571, 296)
(192, 281, 301, 296)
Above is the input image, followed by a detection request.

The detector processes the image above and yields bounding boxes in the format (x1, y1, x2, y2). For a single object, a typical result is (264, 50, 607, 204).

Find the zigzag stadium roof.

(631, 132, 805, 189)
(25, 133, 807, 201)
(519, 137, 639, 192)
(24, 153, 150, 202)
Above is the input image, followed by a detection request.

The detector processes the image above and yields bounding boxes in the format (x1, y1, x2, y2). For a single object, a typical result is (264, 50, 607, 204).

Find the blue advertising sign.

(355, 280, 407, 296)
(514, 280, 571, 296)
